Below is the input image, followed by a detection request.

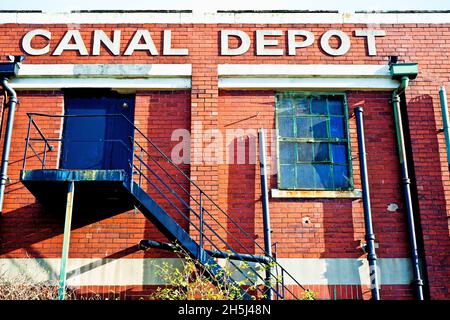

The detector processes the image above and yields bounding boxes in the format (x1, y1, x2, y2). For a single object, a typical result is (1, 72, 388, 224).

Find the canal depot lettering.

(22, 28, 386, 57)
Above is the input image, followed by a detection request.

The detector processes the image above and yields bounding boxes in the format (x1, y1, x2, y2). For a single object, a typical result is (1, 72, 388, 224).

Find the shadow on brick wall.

(227, 135, 257, 254)
(406, 93, 450, 299)
(322, 200, 364, 299)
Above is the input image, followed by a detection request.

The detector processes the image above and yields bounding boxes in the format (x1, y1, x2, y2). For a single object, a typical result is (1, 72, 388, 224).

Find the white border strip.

(219, 77, 398, 90)
(219, 64, 392, 78)
(218, 64, 398, 90)
(0, 257, 412, 286)
(11, 63, 192, 90)
(277, 258, 412, 285)
(1, 12, 450, 24)
(18, 64, 192, 78)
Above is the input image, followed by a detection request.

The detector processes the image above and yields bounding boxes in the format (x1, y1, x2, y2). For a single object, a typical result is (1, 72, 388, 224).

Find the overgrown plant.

(300, 289, 317, 300)
(149, 252, 251, 300)
(150, 249, 236, 299)
(148, 244, 291, 300)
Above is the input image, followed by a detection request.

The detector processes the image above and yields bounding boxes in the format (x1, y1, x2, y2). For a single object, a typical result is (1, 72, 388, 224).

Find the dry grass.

(0, 274, 123, 300)
(0, 274, 60, 300)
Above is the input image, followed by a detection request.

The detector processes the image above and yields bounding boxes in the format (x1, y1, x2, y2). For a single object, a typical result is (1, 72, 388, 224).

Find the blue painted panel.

(60, 91, 135, 173)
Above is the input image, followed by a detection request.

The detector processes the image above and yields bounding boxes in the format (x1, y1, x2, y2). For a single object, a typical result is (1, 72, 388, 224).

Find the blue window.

(276, 93, 352, 190)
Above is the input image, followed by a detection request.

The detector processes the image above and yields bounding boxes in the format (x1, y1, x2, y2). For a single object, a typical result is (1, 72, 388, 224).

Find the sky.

(1, 0, 450, 13)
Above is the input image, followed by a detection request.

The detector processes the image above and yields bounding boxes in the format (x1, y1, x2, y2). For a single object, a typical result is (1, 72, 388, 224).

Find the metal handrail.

(29, 117, 54, 151)
(127, 119, 307, 297)
(133, 163, 269, 297)
(131, 134, 306, 297)
(132, 155, 280, 298)
(23, 112, 307, 299)
(134, 141, 272, 263)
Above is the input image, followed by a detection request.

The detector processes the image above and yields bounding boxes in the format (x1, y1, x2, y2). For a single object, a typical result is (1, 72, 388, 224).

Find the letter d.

(221, 30, 251, 55)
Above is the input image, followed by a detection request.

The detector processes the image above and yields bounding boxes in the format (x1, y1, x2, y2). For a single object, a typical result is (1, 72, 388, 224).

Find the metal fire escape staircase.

(20, 113, 307, 300)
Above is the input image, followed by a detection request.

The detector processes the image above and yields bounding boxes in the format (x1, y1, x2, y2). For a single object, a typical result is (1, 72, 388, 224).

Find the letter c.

(22, 29, 51, 55)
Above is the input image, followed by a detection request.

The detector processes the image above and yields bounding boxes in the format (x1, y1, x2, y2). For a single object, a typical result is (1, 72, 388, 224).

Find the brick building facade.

(0, 10, 449, 300)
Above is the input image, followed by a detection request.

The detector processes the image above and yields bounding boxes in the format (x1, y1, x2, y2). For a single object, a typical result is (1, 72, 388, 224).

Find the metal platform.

(20, 169, 134, 215)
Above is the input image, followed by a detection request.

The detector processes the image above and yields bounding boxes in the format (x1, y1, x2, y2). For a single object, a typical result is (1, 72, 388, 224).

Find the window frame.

(275, 91, 354, 191)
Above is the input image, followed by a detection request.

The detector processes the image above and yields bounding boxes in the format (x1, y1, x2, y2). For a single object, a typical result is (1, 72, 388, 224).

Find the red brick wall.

(0, 91, 64, 257)
(0, 21, 449, 299)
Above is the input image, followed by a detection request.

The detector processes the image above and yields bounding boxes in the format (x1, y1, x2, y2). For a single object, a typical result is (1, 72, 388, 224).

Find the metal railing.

(23, 112, 308, 300)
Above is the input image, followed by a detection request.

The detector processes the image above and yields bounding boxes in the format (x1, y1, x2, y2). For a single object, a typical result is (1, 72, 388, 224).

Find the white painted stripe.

(18, 64, 192, 78)
(0, 258, 412, 286)
(276, 258, 413, 285)
(1, 12, 450, 24)
(0, 258, 182, 286)
(11, 63, 192, 89)
(219, 77, 399, 90)
(218, 64, 391, 78)
(10, 78, 191, 90)
(218, 63, 398, 90)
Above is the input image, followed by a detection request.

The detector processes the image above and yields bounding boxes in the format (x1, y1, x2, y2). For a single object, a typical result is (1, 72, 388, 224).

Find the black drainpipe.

(391, 79, 425, 300)
(397, 91, 430, 300)
(0, 78, 18, 216)
(354, 107, 380, 300)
